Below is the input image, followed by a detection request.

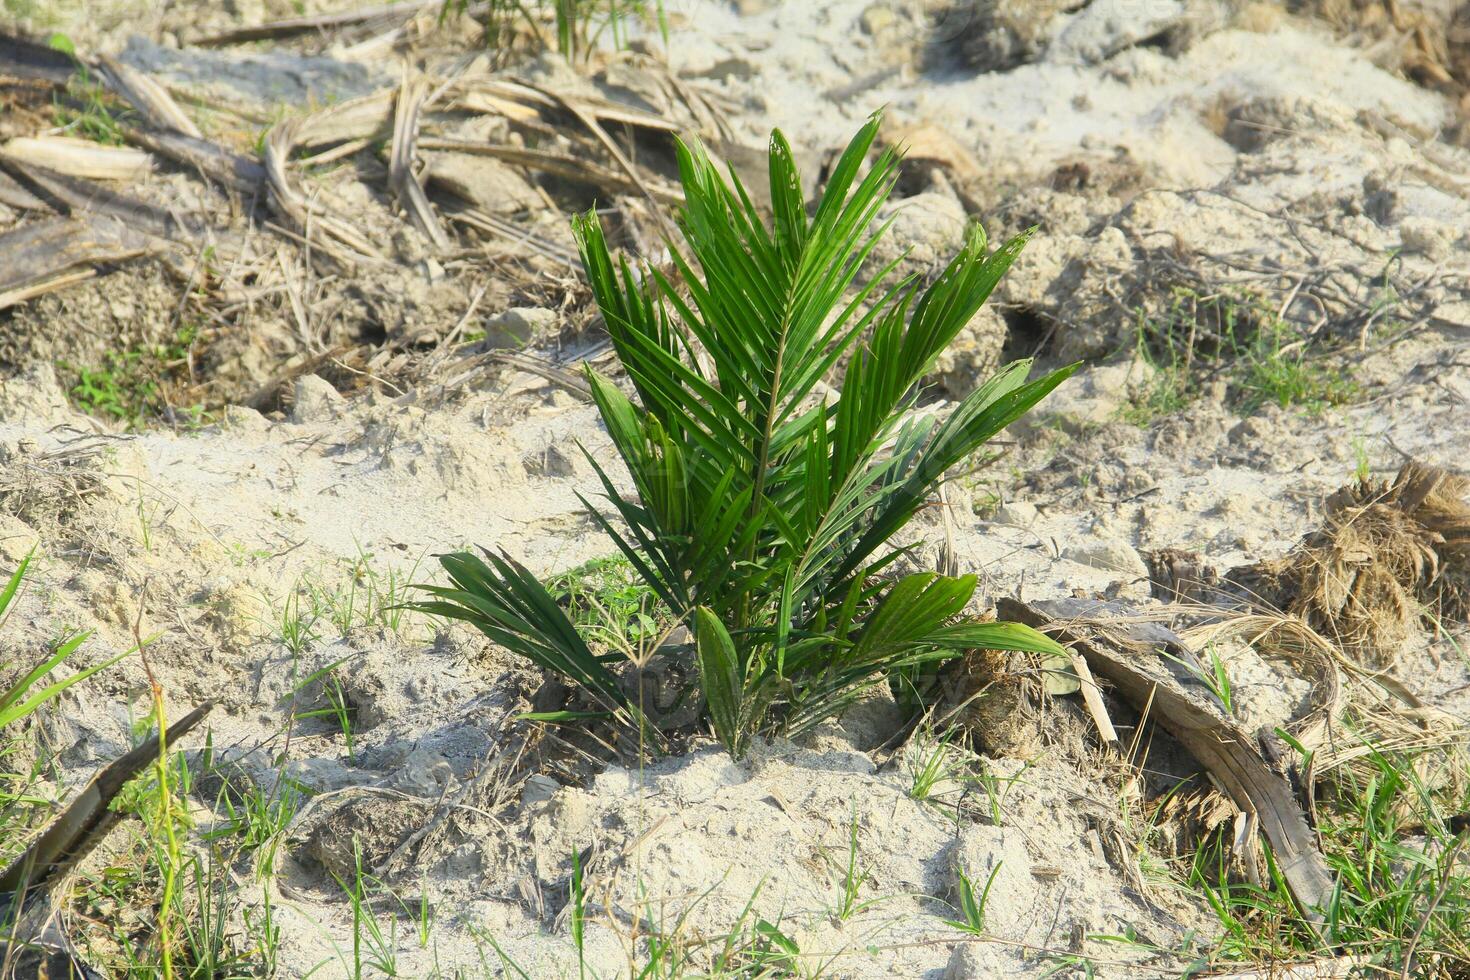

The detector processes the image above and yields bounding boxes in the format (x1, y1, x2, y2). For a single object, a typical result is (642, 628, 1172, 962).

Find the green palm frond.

(414, 550, 633, 717)
(417, 113, 1074, 756)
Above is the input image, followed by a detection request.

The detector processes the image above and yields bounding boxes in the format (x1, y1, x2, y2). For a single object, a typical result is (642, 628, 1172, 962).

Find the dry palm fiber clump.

(1233, 461, 1470, 664)
(1291, 0, 1470, 137)
(1146, 782, 1239, 858)
(939, 646, 1048, 759)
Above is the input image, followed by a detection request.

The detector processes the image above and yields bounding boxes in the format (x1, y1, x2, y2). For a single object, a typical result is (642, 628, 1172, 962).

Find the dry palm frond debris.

(0, 21, 732, 315)
(0, 703, 213, 980)
(0, 19, 745, 414)
(1179, 608, 1469, 833)
(1232, 461, 1470, 665)
(1148, 546, 1224, 604)
(1292, 0, 1470, 126)
(190, 0, 438, 47)
(998, 597, 1338, 929)
(1127, 470, 1470, 975)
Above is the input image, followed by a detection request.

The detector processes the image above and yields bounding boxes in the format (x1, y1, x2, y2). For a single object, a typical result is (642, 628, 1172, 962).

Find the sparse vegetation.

(2, 550, 128, 887)
(63, 325, 208, 430)
(275, 586, 319, 658)
(292, 655, 359, 762)
(1122, 287, 1359, 425)
(1164, 644, 1236, 718)
(1186, 739, 1470, 975)
(52, 61, 127, 145)
(307, 547, 423, 638)
(945, 863, 1003, 936)
(329, 839, 404, 979)
(1351, 434, 1373, 483)
(1, 552, 128, 732)
(825, 807, 875, 924)
(1, 3, 1464, 974)
(90, 739, 308, 975)
(267, 548, 432, 660)
(199, 753, 298, 877)
(909, 733, 965, 804)
(442, 0, 667, 60)
(973, 759, 1029, 827)
(547, 555, 665, 657)
(2, 547, 435, 976)
(415, 115, 1072, 758)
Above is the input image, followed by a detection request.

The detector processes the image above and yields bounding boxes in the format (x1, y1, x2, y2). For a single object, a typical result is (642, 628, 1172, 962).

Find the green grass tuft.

(442, 0, 667, 61)
(1188, 738, 1470, 974)
(1122, 288, 1359, 424)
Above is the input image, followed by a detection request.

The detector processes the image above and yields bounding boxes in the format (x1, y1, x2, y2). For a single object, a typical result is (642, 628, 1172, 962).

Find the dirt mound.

(917, 0, 1207, 72)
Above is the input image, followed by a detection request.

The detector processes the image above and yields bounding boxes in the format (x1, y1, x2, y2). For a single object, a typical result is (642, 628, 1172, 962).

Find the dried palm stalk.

(0, 136, 152, 181)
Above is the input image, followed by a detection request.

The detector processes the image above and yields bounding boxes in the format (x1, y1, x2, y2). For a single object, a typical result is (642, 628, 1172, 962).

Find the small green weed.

(706, 883, 806, 977)
(52, 62, 127, 145)
(267, 549, 431, 658)
(547, 555, 665, 655)
(1121, 309, 1195, 426)
(974, 760, 1030, 827)
(1351, 435, 1373, 483)
(824, 807, 881, 924)
(473, 861, 823, 978)
(412, 885, 435, 950)
(329, 839, 403, 979)
(292, 657, 358, 762)
(2, 550, 129, 885)
(228, 541, 273, 567)
(1236, 320, 1358, 416)
(945, 863, 1003, 935)
(3, 560, 286, 978)
(197, 738, 301, 879)
(63, 325, 207, 429)
(241, 892, 283, 975)
(629, 871, 825, 978)
(135, 486, 161, 553)
(443, 0, 668, 61)
(307, 546, 425, 637)
(570, 848, 587, 979)
(909, 733, 967, 805)
(276, 586, 320, 657)
(3, 554, 130, 731)
(88, 743, 261, 975)
(1164, 644, 1235, 718)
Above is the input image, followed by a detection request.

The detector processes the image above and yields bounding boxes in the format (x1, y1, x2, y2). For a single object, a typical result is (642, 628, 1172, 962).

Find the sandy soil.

(2, 1, 1469, 977)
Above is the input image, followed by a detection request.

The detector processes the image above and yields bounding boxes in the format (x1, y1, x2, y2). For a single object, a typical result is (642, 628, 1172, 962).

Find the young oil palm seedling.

(414, 114, 1073, 757)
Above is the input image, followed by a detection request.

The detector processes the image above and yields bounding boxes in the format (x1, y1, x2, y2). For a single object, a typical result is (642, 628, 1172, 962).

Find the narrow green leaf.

(0, 548, 33, 623)
(694, 607, 743, 756)
(1, 644, 130, 729)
